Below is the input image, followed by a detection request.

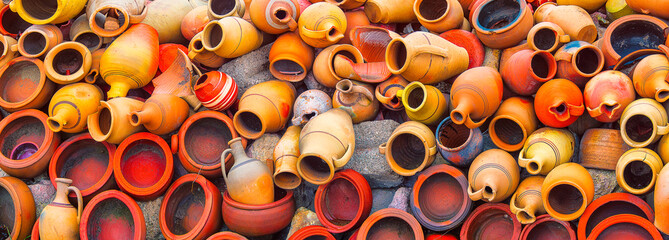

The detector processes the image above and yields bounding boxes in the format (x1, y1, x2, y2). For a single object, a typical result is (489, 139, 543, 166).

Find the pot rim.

(529, 51, 557, 81)
(0, 176, 34, 240)
(615, 149, 661, 195)
(567, 44, 605, 78)
(413, 0, 453, 23)
(620, 104, 664, 147)
(602, 14, 669, 66)
(0, 109, 56, 171)
(17, 26, 51, 58)
(159, 173, 221, 239)
(314, 169, 372, 233)
(10, 0, 66, 25)
(436, 116, 476, 152)
(88, 5, 132, 37)
(489, 114, 527, 151)
(401, 82, 428, 113)
(0, 57, 49, 110)
(269, 54, 309, 82)
(289, 225, 336, 240)
(542, 180, 589, 221)
(80, 189, 146, 240)
(0, 6, 20, 37)
(385, 37, 412, 74)
(223, 189, 294, 210)
(528, 22, 563, 52)
(460, 203, 521, 240)
(472, 0, 527, 33)
(233, 107, 268, 140)
(357, 208, 424, 240)
(44, 41, 93, 84)
(587, 214, 662, 240)
(0, 35, 15, 57)
(207, 231, 249, 240)
(72, 30, 104, 51)
(297, 152, 336, 185)
(520, 214, 576, 240)
(385, 122, 433, 176)
(577, 192, 654, 240)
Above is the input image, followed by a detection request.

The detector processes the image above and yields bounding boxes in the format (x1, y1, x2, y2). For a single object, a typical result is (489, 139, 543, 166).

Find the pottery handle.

(129, 1, 150, 24)
(395, 89, 404, 100)
(558, 34, 570, 43)
(221, 149, 233, 183)
(428, 145, 437, 156)
(375, 86, 394, 105)
(658, 125, 669, 136)
(286, 16, 298, 32)
(554, 51, 572, 62)
(8, 0, 15, 11)
(68, 186, 83, 222)
(333, 143, 354, 168)
(467, 184, 483, 201)
(379, 142, 387, 154)
(509, 192, 522, 214)
(170, 134, 179, 154)
(300, 26, 330, 40)
(517, 152, 530, 168)
(567, 103, 585, 117)
(351, 85, 375, 102)
(10, 44, 17, 52)
(585, 105, 603, 118)
(464, 115, 488, 129)
(414, 45, 449, 58)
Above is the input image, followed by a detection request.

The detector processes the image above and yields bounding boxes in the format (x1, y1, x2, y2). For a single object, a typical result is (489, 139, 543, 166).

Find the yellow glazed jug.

(396, 81, 448, 125)
(298, 2, 347, 48)
(9, 0, 87, 24)
(518, 127, 576, 175)
(47, 83, 104, 133)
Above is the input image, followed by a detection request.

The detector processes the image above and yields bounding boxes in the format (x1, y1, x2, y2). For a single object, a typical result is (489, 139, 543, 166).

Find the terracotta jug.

(333, 80, 379, 124)
(601, 15, 669, 67)
(221, 137, 274, 205)
(386, 31, 469, 84)
(518, 127, 575, 175)
(70, 14, 105, 52)
(489, 97, 538, 152)
(364, 0, 417, 23)
(188, 32, 227, 69)
(626, 0, 669, 21)
(181, 6, 210, 41)
(140, 0, 196, 44)
(208, 0, 246, 19)
(616, 148, 664, 195)
(323, 0, 365, 9)
(341, 10, 371, 45)
(554, 41, 605, 88)
(39, 178, 83, 240)
(298, 2, 346, 48)
(292, 90, 332, 126)
(250, 0, 300, 34)
(313, 44, 363, 88)
(17, 24, 63, 58)
(395, 81, 448, 126)
(8, 0, 86, 25)
(273, 125, 302, 190)
(631, 51, 669, 103)
(527, 22, 571, 53)
(510, 176, 546, 224)
(193, 71, 238, 111)
(269, 32, 314, 82)
(297, 108, 355, 185)
(202, 16, 263, 58)
(43, 42, 93, 85)
(47, 83, 104, 133)
(100, 23, 159, 99)
(379, 121, 437, 176)
(467, 149, 520, 203)
(534, 3, 597, 43)
(130, 94, 189, 135)
(233, 80, 296, 139)
(534, 79, 585, 128)
(414, 0, 464, 33)
(655, 164, 669, 234)
(0, 57, 56, 112)
(86, 0, 149, 38)
(375, 76, 409, 111)
(541, 163, 594, 221)
(501, 49, 556, 96)
(85, 48, 105, 84)
(471, 0, 534, 49)
(0, 35, 17, 67)
(88, 97, 145, 144)
(450, 66, 503, 129)
(620, 98, 669, 148)
(435, 117, 483, 167)
(584, 70, 635, 122)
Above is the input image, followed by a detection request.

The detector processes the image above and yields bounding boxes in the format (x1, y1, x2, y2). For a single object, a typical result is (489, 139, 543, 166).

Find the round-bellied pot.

(626, 0, 669, 19)
(222, 188, 295, 237)
(269, 32, 313, 82)
(616, 148, 664, 195)
(411, 164, 472, 231)
(534, 79, 585, 128)
(47, 83, 104, 134)
(601, 14, 669, 67)
(588, 214, 662, 240)
(500, 50, 556, 96)
(289, 225, 336, 240)
(70, 14, 104, 52)
(460, 203, 522, 240)
(471, 0, 534, 49)
(554, 41, 605, 88)
(0, 57, 55, 112)
(541, 163, 594, 221)
(450, 66, 504, 128)
(0, 109, 60, 179)
(467, 149, 520, 203)
(489, 97, 538, 152)
(628, 47, 669, 103)
(510, 176, 546, 224)
(533, 3, 597, 43)
(435, 117, 483, 167)
(0, 176, 36, 240)
(526, 22, 570, 53)
(298, 2, 346, 48)
(17, 24, 63, 58)
(7, 0, 86, 25)
(396, 81, 448, 126)
(520, 214, 575, 240)
(80, 190, 146, 240)
(655, 164, 669, 234)
(0, 5, 31, 38)
(315, 169, 372, 233)
(207, 231, 248, 240)
(518, 127, 575, 175)
(313, 44, 364, 88)
(291, 90, 332, 126)
(43, 41, 93, 85)
(414, 0, 464, 33)
(356, 208, 424, 240)
(87, 97, 145, 144)
(619, 98, 669, 148)
(85, 0, 150, 38)
(579, 128, 631, 171)
(583, 70, 635, 123)
(160, 174, 222, 240)
(193, 71, 238, 112)
(49, 133, 115, 202)
(577, 192, 654, 240)
(379, 121, 437, 176)
(233, 80, 296, 140)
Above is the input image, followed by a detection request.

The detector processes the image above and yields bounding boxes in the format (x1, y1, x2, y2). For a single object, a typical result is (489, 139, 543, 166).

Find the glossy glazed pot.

(0, 109, 59, 178)
(202, 16, 263, 58)
(312, 44, 364, 88)
(315, 169, 372, 233)
(207, 232, 249, 240)
(542, 162, 594, 221)
(0, 176, 36, 240)
(86, 0, 149, 38)
(182, 6, 210, 41)
(194, 71, 238, 112)
(601, 15, 669, 67)
(655, 164, 669, 234)
(380, 121, 437, 176)
(520, 214, 576, 240)
(297, 2, 346, 48)
(341, 11, 371, 45)
(364, 0, 416, 23)
(208, 0, 245, 19)
(534, 2, 598, 43)
(39, 178, 82, 240)
(356, 208, 424, 240)
(439, 29, 485, 70)
(297, 108, 354, 185)
(579, 128, 631, 170)
(395, 81, 448, 125)
(44, 43, 92, 85)
(490, 97, 538, 152)
(274, 125, 302, 189)
(87, 97, 145, 144)
(69, 14, 104, 52)
(16, 24, 62, 58)
(584, 70, 635, 122)
(615, 148, 664, 195)
(471, 0, 534, 49)
(411, 164, 472, 231)
(534, 79, 585, 128)
(333, 80, 379, 123)
(0, 57, 55, 112)
(0, 35, 17, 68)
(80, 190, 146, 240)
(375, 76, 408, 112)
(269, 32, 314, 82)
(113, 133, 173, 201)
(630, 48, 669, 102)
(139, 0, 195, 44)
(414, 0, 464, 32)
(460, 203, 522, 240)
(626, 0, 669, 19)
(222, 188, 295, 237)
(233, 80, 296, 139)
(467, 149, 520, 202)
(501, 50, 556, 96)
(554, 41, 605, 87)
(188, 32, 227, 69)
(0, 5, 30, 38)
(450, 66, 503, 129)
(386, 31, 468, 84)
(518, 127, 575, 175)
(160, 174, 222, 240)
(292, 90, 332, 126)
(527, 22, 570, 52)
(436, 117, 483, 167)
(578, 192, 654, 240)
(47, 83, 103, 133)
(250, 0, 300, 34)
(129, 94, 189, 135)
(620, 98, 669, 148)
(589, 214, 662, 240)
(221, 137, 274, 205)
(510, 176, 545, 224)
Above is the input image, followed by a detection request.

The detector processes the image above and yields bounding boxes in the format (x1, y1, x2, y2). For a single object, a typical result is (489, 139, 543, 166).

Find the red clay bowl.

(577, 192, 654, 240)
(356, 208, 424, 240)
(206, 231, 249, 240)
(411, 164, 472, 231)
(315, 169, 372, 233)
(49, 133, 115, 202)
(80, 190, 146, 240)
(289, 225, 337, 240)
(520, 214, 576, 240)
(160, 174, 222, 240)
(222, 188, 295, 237)
(0, 176, 36, 240)
(460, 203, 522, 240)
(113, 132, 173, 201)
(587, 214, 662, 240)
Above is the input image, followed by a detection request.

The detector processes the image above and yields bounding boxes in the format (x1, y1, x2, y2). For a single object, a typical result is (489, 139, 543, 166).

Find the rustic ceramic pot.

(113, 133, 173, 201)
(39, 178, 82, 240)
(501, 50, 556, 96)
(221, 137, 274, 205)
(333, 55, 392, 84)
(626, 0, 669, 19)
(44, 43, 92, 85)
(364, 0, 417, 23)
(467, 149, 520, 202)
(350, 26, 400, 62)
(630, 49, 669, 102)
(374, 76, 408, 112)
(578, 192, 654, 240)
(269, 32, 313, 82)
(208, 0, 245, 19)
(341, 11, 371, 45)
(0, 176, 36, 240)
(579, 128, 631, 170)
(0, 57, 55, 112)
(333, 80, 379, 123)
(315, 169, 372, 233)
(541, 162, 594, 221)
(8, 0, 84, 25)
(584, 70, 635, 122)
(379, 121, 436, 176)
(297, 108, 355, 185)
(313, 44, 364, 88)
(356, 208, 424, 240)
(297, 2, 346, 48)
(273, 126, 302, 189)
(87, 97, 145, 144)
(518, 127, 575, 175)
(601, 14, 669, 67)
(250, 0, 300, 34)
(436, 117, 483, 167)
(411, 164, 472, 231)
(0, 110, 59, 179)
(620, 98, 669, 148)
(615, 148, 664, 195)
(160, 174, 222, 240)
(85, 48, 105, 84)
(527, 22, 570, 52)
(471, 0, 534, 49)
(188, 32, 227, 69)
(534, 2, 598, 43)
(414, 0, 464, 33)
(157, 43, 188, 72)
(79, 190, 145, 240)
(292, 90, 332, 126)
(450, 66, 503, 128)
(202, 16, 263, 58)
(181, 6, 210, 41)
(207, 232, 249, 240)
(0, 5, 30, 38)
(139, 0, 195, 44)
(655, 164, 669, 234)
(193, 71, 237, 112)
(233, 80, 296, 139)
(16, 24, 63, 58)
(460, 203, 522, 240)
(554, 41, 605, 87)
(520, 214, 576, 240)
(0, 35, 17, 67)
(534, 79, 585, 128)
(557, 0, 606, 12)
(590, 214, 662, 239)
(86, 0, 149, 37)
(395, 81, 448, 125)
(510, 176, 546, 224)
(290, 226, 336, 240)
(658, 134, 669, 164)
(222, 188, 295, 236)
(439, 29, 485, 70)
(70, 14, 104, 52)
(129, 94, 189, 135)
(47, 83, 103, 133)
(490, 97, 538, 152)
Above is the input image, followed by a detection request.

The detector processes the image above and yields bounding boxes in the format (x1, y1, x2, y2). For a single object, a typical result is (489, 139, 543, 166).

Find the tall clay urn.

(222, 137, 274, 205)
(39, 178, 83, 240)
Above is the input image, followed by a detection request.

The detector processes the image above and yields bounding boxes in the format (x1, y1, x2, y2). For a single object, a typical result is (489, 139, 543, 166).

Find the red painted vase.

(356, 208, 424, 240)
(534, 79, 585, 128)
(577, 192, 654, 240)
(460, 203, 522, 240)
(439, 29, 485, 69)
(160, 174, 222, 240)
(587, 214, 662, 240)
(411, 164, 472, 231)
(520, 214, 575, 240)
(193, 71, 238, 111)
(289, 225, 337, 240)
(80, 190, 146, 240)
(206, 232, 248, 240)
(315, 169, 372, 233)
(222, 188, 296, 237)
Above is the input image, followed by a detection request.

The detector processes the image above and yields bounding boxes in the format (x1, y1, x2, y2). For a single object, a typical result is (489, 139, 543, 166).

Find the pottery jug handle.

(378, 142, 387, 154)
(517, 152, 530, 168)
(301, 26, 331, 41)
(658, 125, 669, 136)
(170, 134, 179, 154)
(68, 186, 83, 222)
(509, 192, 521, 214)
(333, 143, 354, 168)
(554, 51, 572, 62)
(464, 115, 488, 129)
(568, 103, 585, 117)
(374, 86, 394, 105)
(221, 149, 233, 183)
(351, 85, 375, 101)
(467, 184, 483, 201)
(428, 145, 437, 156)
(558, 34, 570, 43)
(414, 45, 449, 58)
(285, 16, 298, 32)
(10, 44, 17, 52)
(129, 1, 151, 24)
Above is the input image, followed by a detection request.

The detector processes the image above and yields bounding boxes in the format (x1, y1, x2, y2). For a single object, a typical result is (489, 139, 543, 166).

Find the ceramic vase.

(0, 176, 36, 240)
(188, 32, 227, 69)
(631, 49, 669, 102)
(395, 81, 448, 125)
(554, 41, 605, 88)
(379, 121, 437, 176)
(527, 22, 571, 52)
(363, 0, 417, 23)
(375, 76, 409, 111)
(450, 66, 503, 128)
(333, 80, 379, 123)
(269, 32, 314, 82)
(626, 0, 669, 21)
(233, 80, 296, 139)
(86, 0, 149, 37)
(314, 169, 372, 233)
(534, 79, 585, 128)
(0, 57, 55, 112)
(208, 0, 246, 19)
(541, 163, 594, 221)
(221, 137, 274, 205)
(616, 148, 664, 195)
(534, 2, 598, 43)
(39, 178, 82, 240)
(69, 14, 105, 52)
(435, 117, 483, 167)
(273, 126, 302, 189)
(313, 44, 363, 88)
(194, 71, 238, 111)
(467, 149, 520, 202)
(501, 50, 556, 96)
(510, 176, 546, 224)
(411, 164, 472, 231)
(298, 2, 346, 48)
(601, 15, 669, 67)
(414, 0, 464, 33)
(17, 24, 63, 58)
(87, 97, 145, 144)
(579, 128, 631, 170)
(460, 203, 522, 240)
(129, 94, 189, 135)
(584, 70, 636, 122)
(250, 0, 300, 34)
(292, 90, 332, 126)
(489, 97, 538, 152)
(619, 98, 669, 148)
(139, 0, 195, 44)
(47, 83, 103, 133)
(518, 127, 575, 175)
(471, 0, 534, 49)
(202, 16, 263, 58)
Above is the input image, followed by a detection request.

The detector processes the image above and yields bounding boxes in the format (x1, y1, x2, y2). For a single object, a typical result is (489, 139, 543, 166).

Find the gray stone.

(245, 133, 281, 170)
(293, 181, 319, 211)
(370, 188, 396, 214)
(587, 168, 617, 200)
(138, 196, 165, 240)
(303, 71, 335, 95)
(0, 168, 6, 177)
(388, 187, 412, 212)
(345, 120, 404, 188)
(286, 207, 321, 238)
(483, 46, 501, 71)
(219, 43, 274, 95)
(28, 179, 56, 215)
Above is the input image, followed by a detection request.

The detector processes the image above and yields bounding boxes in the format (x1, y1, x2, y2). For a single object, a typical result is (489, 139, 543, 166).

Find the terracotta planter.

(188, 32, 227, 69)
(364, 0, 417, 23)
(577, 192, 654, 240)
(375, 76, 408, 112)
(396, 81, 448, 126)
(615, 148, 664, 195)
(69, 14, 104, 52)
(380, 121, 437, 176)
(87, 97, 145, 144)
(49, 133, 115, 202)
(194, 71, 238, 112)
(315, 169, 372, 233)
(0, 176, 36, 240)
(601, 14, 669, 67)
(439, 29, 485, 70)
(579, 128, 631, 170)
(626, 0, 669, 19)
(313, 44, 364, 88)
(222, 188, 295, 237)
(655, 164, 669, 234)
(534, 2, 597, 43)
(0, 109, 59, 179)
(250, 0, 300, 34)
(80, 190, 146, 240)
(588, 214, 662, 240)
(208, 0, 245, 19)
(269, 32, 313, 82)
(333, 80, 379, 123)
(435, 117, 482, 167)
(0, 5, 30, 38)
(129, 94, 189, 135)
(0, 35, 17, 68)
(297, 2, 346, 48)
(160, 174, 222, 240)
(290, 225, 336, 240)
(292, 90, 332, 126)
(471, 0, 534, 49)
(207, 232, 248, 240)
(542, 163, 594, 221)
(414, 0, 464, 33)
(584, 70, 635, 122)
(490, 97, 538, 151)
(460, 203, 522, 240)
(233, 80, 296, 139)
(629, 47, 669, 103)
(0, 57, 55, 112)
(182, 6, 210, 41)
(620, 98, 669, 148)
(518, 127, 575, 175)
(534, 79, 584, 128)
(510, 176, 546, 224)
(356, 208, 424, 240)
(468, 149, 520, 202)
(411, 164, 472, 231)
(527, 22, 570, 52)
(17, 24, 63, 58)
(450, 66, 503, 129)
(501, 50, 556, 96)
(554, 41, 605, 88)
(520, 214, 575, 240)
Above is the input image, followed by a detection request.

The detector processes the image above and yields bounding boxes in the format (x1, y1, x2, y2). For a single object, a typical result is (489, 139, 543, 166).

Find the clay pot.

(188, 32, 227, 69)
(70, 14, 104, 52)
(160, 174, 222, 240)
(439, 29, 485, 70)
(606, 0, 635, 20)
(222, 188, 295, 237)
(411, 164, 472, 231)
(518, 127, 575, 175)
(39, 178, 82, 240)
(414, 0, 464, 33)
(182, 6, 210, 41)
(375, 76, 408, 112)
(221, 137, 274, 205)
(557, 0, 606, 12)
(0, 35, 17, 67)
(100, 23, 159, 99)
(426, 234, 457, 240)
(17, 24, 63, 58)
(297, 108, 355, 185)
(313, 44, 364, 88)
(43, 43, 91, 85)
(510, 176, 546, 224)
(655, 164, 669, 234)
(578, 192, 654, 240)
(350, 26, 400, 62)
(541, 162, 594, 221)
(527, 22, 570, 53)
(79, 190, 146, 240)
(601, 15, 669, 67)
(87, 97, 145, 144)
(490, 97, 538, 152)
(202, 16, 263, 58)
(591, 215, 663, 239)
(208, 0, 246, 19)
(363, 0, 417, 23)
(113, 133, 173, 201)
(395, 81, 449, 126)
(8, 0, 84, 25)
(630, 49, 669, 103)
(269, 32, 314, 82)
(250, 0, 300, 34)
(0, 5, 30, 38)
(467, 149, 519, 202)
(615, 148, 664, 195)
(356, 208, 424, 240)
(274, 125, 302, 189)
(86, 0, 149, 38)
(46, 83, 103, 133)
(0, 110, 59, 179)
(658, 135, 669, 164)
(0, 57, 55, 112)
(129, 94, 189, 135)
(341, 11, 371, 45)
(501, 50, 556, 96)
(0, 176, 36, 240)
(620, 98, 669, 148)
(194, 71, 238, 111)
(554, 41, 605, 87)
(626, 0, 669, 19)
(435, 117, 483, 167)
(323, 0, 364, 9)
(292, 90, 332, 126)
(520, 214, 576, 240)
(315, 169, 372, 233)
(49, 133, 115, 202)
(290, 225, 336, 240)
(298, 2, 346, 48)
(207, 232, 249, 240)
(158, 43, 188, 72)
(233, 80, 296, 139)
(471, 0, 534, 49)
(379, 121, 436, 176)
(534, 2, 598, 43)
(584, 70, 635, 122)
(85, 48, 105, 84)
(579, 128, 631, 170)
(386, 31, 469, 84)
(450, 66, 503, 129)
(534, 79, 585, 128)
(333, 80, 379, 123)
(139, 0, 195, 44)
(333, 54, 392, 84)
(460, 203, 522, 240)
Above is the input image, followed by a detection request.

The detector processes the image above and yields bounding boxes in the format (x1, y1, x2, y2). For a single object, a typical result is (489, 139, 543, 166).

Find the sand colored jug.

(364, 0, 417, 23)
(541, 163, 594, 221)
(379, 121, 437, 176)
(616, 148, 665, 195)
(534, 2, 598, 43)
(39, 178, 83, 240)
(414, 0, 464, 33)
(273, 125, 302, 190)
(222, 137, 274, 205)
(527, 22, 571, 53)
(518, 127, 576, 175)
(630, 48, 669, 103)
(86, 0, 149, 38)
(208, 0, 246, 19)
(88, 97, 145, 144)
(620, 98, 669, 148)
(510, 176, 546, 224)
(333, 80, 379, 124)
(17, 24, 63, 58)
(269, 32, 314, 82)
(298, 2, 347, 48)
(202, 16, 263, 58)
(43, 42, 93, 85)
(450, 67, 503, 129)
(468, 149, 520, 202)
(584, 70, 636, 122)
(249, 0, 300, 34)
(233, 80, 296, 139)
(489, 97, 539, 152)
